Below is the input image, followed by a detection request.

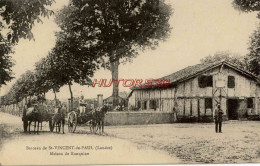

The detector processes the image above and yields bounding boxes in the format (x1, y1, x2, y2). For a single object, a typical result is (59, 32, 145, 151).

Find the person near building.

(214, 104, 224, 133)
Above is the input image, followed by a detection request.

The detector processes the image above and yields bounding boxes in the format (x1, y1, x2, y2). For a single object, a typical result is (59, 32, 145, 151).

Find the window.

(228, 76, 235, 88)
(198, 75, 213, 88)
(149, 100, 157, 110)
(143, 101, 147, 110)
(137, 101, 141, 109)
(205, 98, 212, 109)
(247, 98, 253, 108)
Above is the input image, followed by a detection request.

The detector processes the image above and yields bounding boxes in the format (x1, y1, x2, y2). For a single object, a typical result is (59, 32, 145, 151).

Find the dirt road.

(106, 121, 260, 164)
(0, 112, 179, 165)
(1, 112, 260, 165)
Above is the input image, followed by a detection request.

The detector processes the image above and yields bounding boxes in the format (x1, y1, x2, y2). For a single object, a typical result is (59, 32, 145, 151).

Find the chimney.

(97, 94, 103, 107)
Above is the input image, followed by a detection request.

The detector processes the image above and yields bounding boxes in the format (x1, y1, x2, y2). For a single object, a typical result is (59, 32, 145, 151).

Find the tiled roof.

(131, 60, 259, 90)
(160, 61, 222, 83)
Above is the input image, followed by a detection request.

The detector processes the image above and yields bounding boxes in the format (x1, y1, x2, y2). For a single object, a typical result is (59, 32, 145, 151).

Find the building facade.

(128, 61, 260, 122)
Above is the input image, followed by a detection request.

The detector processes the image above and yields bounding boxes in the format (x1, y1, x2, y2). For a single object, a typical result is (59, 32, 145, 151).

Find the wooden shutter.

(228, 76, 235, 88)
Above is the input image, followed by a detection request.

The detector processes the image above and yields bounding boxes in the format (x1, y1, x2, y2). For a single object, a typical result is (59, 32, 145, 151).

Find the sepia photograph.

(0, 0, 260, 165)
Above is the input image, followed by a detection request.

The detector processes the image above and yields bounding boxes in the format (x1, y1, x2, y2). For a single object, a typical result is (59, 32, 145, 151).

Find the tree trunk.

(53, 89, 57, 106)
(111, 59, 119, 106)
(68, 83, 73, 111)
(42, 92, 46, 104)
(29, 96, 31, 104)
(25, 97, 28, 105)
(44, 92, 46, 102)
(54, 91, 57, 101)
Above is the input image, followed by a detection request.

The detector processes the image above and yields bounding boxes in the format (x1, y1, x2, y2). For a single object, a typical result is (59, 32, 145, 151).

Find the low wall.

(104, 112, 175, 126)
(177, 115, 229, 123)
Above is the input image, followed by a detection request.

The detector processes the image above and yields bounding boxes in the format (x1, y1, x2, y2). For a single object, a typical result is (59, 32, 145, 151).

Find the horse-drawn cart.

(43, 112, 55, 132)
(22, 104, 56, 133)
(67, 104, 98, 133)
(67, 104, 109, 134)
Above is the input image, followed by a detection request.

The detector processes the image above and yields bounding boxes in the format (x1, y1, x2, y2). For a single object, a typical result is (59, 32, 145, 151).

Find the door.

(237, 99, 247, 118)
(227, 99, 239, 120)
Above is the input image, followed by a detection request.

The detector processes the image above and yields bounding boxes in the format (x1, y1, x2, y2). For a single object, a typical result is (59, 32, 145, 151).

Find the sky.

(0, 0, 259, 101)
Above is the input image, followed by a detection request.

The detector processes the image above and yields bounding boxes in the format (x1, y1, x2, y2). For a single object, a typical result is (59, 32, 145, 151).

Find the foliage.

(56, 0, 172, 63)
(50, 32, 97, 87)
(1, 0, 173, 105)
(0, 0, 54, 43)
(1, 31, 99, 105)
(246, 28, 260, 76)
(0, 0, 54, 87)
(34, 56, 55, 95)
(232, 0, 260, 76)
(55, 0, 172, 104)
(1, 70, 36, 105)
(0, 34, 14, 87)
(200, 51, 247, 69)
(17, 71, 37, 99)
(233, 0, 260, 13)
(34, 55, 62, 96)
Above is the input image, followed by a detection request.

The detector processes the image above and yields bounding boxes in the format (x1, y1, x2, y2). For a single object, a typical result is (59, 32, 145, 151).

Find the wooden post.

(147, 100, 150, 111)
(97, 94, 103, 107)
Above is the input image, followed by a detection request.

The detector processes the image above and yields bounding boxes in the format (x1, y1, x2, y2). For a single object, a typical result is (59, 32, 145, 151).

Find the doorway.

(227, 99, 239, 120)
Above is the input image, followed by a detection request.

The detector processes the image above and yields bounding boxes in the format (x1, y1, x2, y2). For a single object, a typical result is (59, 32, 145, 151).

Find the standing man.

(79, 95, 85, 115)
(215, 104, 224, 133)
(172, 106, 178, 122)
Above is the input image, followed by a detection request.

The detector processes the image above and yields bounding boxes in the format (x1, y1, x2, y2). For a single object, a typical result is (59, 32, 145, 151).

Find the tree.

(246, 28, 260, 76)
(2, 30, 98, 108)
(48, 32, 98, 110)
(7, 79, 24, 104)
(56, 0, 172, 106)
(200, 51, 247, 69)
(0, 0, 54, 43)
(0, 0, 54, 87)
(233, 0, 260, 13)
(0, 34, 14, 87)
(35, 56, 60, 100)
(2, 70, 36, 105)
(18, 70, 37, 100)
(232, 0, 260, 76)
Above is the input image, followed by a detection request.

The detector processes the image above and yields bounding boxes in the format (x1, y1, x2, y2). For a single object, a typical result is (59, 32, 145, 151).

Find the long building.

(128, 61, 260, 122)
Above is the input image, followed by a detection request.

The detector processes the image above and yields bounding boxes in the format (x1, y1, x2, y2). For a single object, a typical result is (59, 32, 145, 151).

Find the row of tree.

(1, 0, 259, 107)
(1, 0, 172, 107)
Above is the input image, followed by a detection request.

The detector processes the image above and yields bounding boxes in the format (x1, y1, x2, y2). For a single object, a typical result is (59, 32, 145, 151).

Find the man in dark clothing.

(215, 104, 224, 133)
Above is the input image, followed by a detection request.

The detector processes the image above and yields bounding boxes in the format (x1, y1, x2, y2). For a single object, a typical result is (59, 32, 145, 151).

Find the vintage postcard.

(0, 0, 260, 165)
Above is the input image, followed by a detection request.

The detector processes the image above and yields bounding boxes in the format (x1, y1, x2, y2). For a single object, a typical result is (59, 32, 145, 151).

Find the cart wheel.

(49, 120, 54, 132)
(68, 112, 77, 133)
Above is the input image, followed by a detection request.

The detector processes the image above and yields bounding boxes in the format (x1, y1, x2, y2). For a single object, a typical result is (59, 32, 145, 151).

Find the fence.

(0, 104, 23, 117)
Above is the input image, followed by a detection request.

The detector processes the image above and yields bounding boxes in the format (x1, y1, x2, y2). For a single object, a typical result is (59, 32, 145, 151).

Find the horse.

(22, 105, 41, 134)
(37, 104, 49, 131)
(76, 106, 97, 133)
(52, 105, 66, 134)
(93, 105, 109, 134)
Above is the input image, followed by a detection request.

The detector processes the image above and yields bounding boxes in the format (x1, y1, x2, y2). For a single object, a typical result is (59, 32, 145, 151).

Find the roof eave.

(130, 61, 260, 91)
